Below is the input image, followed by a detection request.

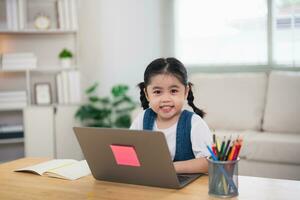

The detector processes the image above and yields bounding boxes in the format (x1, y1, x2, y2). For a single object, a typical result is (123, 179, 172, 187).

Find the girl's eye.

(171, 89, 178, 94)
(153, 90, 161, 95)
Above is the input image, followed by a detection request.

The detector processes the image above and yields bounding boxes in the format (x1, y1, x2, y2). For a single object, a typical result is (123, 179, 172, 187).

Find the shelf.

(0, 104, 81, 111)
(29, 103, 81, 108)
(0, 69, 26, 73)
(0, 138, 24, 144)
(30, 67, 78, 72)
(0, 104, 26, 111)
(0, 67, 78, 73)
(0, 29, 77, 34)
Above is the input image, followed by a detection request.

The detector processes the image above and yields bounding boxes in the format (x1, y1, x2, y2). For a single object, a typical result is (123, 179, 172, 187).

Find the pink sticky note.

(110, 144, 141, 167)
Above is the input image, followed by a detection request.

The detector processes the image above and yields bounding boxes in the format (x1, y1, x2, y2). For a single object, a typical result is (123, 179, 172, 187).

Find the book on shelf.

(0, 124, 24, 139)
(57, 0, 65, 30)
(68, 70, 81, 103)
(5, 0, 12, 29)
(4, 0, 19, 30)
(0, 91, 27, 97)
(0, 102, 27, 110)
(56, 73, 64, 104)
(61, 70, 70, 103)
(0, 91, 27, 100)
(0, 131, 23, 139)
(52, 0, 79, 30)
(0, 91, 27, 109)
(63, 0, 70, 30)
(12, 0, 18, 29)
(0, 95, 26, 101)
(56, 70, 81, 104)
(0, 1, 6, 29)
(1, 52, 37, 70)
(69, 0, 78, 30)
(15, 159, 91, 180)
(0, 124, 23, 133)
(17, 0, 27, 30)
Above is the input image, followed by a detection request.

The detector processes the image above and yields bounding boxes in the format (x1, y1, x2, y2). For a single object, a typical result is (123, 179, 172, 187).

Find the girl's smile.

(159, 105, 174, 113)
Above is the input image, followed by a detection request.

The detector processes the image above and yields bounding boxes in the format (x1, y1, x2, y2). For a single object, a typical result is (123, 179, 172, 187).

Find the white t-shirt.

(130, 110, 212, 160)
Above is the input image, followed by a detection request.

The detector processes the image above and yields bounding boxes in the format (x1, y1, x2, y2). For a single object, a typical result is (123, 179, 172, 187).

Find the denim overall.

(143, 108, 195, 161)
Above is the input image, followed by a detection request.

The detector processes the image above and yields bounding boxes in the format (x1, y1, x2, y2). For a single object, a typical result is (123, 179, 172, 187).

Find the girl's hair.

(138, 57, 206, 118)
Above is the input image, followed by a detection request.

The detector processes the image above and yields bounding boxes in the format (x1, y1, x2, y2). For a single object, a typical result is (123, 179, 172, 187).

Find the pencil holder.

(207, 157, 239, 198)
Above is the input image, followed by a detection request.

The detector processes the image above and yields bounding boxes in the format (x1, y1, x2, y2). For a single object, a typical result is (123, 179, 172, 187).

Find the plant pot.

(60, 58, 72, 68)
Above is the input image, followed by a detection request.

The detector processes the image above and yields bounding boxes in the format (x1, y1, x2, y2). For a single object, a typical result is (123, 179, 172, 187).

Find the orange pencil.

(228, 142, 236, 161)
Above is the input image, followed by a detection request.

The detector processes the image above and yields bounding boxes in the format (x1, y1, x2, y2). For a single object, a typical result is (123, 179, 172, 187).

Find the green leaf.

(88, 96, 110, 105)
(98, 97, 110, 104)
(114, 115, 131, 128)
(59, 48, 73, 58)
(111, 85, 128, 97)
(75, 105, 110, 121)
(85, 82, 99, 94)
(87, 122, 112, 128)
(94, 109, 111, 120)
(89, 96, 99, 103)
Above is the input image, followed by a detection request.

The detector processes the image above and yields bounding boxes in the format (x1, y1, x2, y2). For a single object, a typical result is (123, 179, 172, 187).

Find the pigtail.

(187, 82, 206, 118)
(138, 82, 149, 110)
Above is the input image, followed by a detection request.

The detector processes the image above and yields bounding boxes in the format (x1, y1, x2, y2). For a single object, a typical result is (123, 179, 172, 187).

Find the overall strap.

(143, 108, 156, 130)
(173, 110, 195, 161)
(142, 108, 195, 161)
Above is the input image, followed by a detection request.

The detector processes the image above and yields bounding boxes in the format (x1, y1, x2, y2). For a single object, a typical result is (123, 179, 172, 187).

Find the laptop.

(73, 127, 202, 189)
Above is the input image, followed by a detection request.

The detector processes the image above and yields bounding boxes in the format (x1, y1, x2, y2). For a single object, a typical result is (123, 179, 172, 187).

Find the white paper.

(46, 160, 91, 180)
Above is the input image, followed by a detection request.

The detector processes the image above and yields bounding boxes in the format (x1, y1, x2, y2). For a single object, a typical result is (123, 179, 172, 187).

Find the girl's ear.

(185, 85, 190, 99)
(144, 88, 150, 101)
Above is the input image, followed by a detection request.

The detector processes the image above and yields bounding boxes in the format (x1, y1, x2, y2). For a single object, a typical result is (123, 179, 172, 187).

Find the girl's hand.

(174, 157, 209, 174)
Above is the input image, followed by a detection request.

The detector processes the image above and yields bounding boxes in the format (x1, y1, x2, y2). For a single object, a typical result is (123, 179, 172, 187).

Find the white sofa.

(190, 71, 300, 180)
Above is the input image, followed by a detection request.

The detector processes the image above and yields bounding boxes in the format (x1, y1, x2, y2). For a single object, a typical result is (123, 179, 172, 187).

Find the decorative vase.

(60, 58, 72, 68)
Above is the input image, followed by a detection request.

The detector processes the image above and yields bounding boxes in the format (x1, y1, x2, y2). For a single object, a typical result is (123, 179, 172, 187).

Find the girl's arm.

(175, 115, 211, 174)
(174, 157, 208, 174)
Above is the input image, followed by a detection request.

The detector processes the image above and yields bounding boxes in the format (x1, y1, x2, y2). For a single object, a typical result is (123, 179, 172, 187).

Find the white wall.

(78, 0, 173, 100)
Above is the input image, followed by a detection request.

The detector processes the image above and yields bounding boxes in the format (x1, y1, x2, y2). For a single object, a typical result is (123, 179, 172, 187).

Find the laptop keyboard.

(177, 175, 191, 183)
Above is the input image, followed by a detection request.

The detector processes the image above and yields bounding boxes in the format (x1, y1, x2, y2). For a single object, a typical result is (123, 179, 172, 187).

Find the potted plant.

(75, 83, 137, 128)
(59, 48, 73, 68)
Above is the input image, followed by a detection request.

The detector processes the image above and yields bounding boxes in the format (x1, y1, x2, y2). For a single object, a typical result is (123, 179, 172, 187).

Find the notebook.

(73, 127, 202, 189)
(15, 159, 91, 180)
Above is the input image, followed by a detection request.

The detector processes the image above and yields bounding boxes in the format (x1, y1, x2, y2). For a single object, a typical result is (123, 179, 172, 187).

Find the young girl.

(130, 57, 212, 174)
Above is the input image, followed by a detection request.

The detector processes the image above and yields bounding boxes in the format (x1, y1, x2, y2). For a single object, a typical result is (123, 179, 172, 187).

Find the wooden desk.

(1, 158, 300, 200)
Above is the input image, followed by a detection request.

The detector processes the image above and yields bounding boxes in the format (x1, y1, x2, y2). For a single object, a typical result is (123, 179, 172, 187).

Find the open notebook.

(15, 159, 91, 180)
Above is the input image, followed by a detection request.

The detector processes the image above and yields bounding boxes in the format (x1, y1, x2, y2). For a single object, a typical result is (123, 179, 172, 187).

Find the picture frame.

(35, 83, 52, 105)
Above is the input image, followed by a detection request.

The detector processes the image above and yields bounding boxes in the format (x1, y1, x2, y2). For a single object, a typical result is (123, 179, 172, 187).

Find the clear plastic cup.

(207, 157, 239, 198)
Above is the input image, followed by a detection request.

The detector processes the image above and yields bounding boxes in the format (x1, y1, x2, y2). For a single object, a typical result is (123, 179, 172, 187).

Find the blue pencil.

(206, 145, 218, 161)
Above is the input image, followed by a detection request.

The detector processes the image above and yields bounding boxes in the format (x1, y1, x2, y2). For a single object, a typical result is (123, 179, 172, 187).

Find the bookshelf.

(0, 0, 82, 162)
(0, 30, 77, 34)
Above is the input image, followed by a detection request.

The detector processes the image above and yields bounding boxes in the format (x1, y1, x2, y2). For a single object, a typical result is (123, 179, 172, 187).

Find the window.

(273, 0, 300, 66)
(174, 0, 268, 66)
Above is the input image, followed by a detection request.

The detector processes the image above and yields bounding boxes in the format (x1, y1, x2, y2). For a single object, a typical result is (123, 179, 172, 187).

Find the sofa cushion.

(246, 132, 300, 165)
(190, 73, 267, 131)
(263, 71, 300, 133)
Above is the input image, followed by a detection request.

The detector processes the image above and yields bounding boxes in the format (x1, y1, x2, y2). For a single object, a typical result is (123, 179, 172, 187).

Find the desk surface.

(1, 158, 300, 200)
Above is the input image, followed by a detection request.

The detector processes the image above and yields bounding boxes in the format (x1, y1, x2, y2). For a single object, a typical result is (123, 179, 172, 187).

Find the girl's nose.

(161, 93, 171, 102)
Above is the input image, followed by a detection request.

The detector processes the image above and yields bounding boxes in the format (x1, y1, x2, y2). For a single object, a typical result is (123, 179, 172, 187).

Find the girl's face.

(145, 74, 189, 122)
